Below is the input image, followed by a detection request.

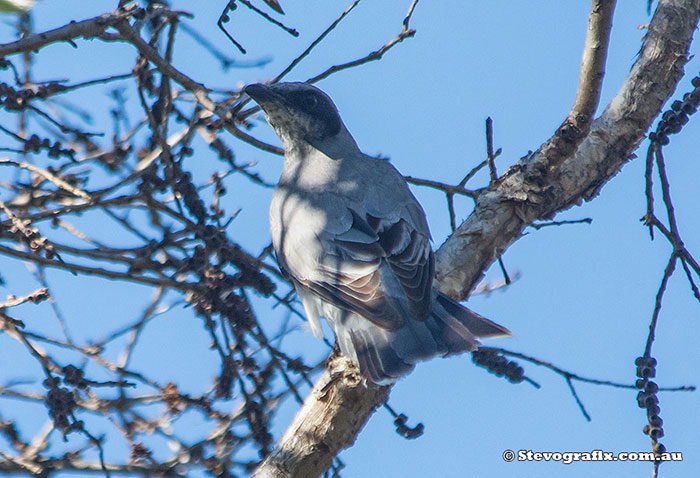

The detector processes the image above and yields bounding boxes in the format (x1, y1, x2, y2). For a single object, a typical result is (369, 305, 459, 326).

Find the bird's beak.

(245, 83, 281, 108)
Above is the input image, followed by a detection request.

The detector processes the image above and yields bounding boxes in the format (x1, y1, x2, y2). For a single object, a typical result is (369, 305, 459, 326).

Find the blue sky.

(1, 1, 699, 477)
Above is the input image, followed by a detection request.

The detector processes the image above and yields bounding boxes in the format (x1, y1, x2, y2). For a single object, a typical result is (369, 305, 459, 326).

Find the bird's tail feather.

(348, 328, 414, 385)
(433, 291, 512, 342)
(339, 291, 511, 385)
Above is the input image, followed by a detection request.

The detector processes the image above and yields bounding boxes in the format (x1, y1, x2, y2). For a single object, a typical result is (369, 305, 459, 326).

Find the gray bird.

(245, 82, 510, 385)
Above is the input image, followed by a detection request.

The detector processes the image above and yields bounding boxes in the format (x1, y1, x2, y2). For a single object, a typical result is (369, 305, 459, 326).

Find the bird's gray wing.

(295, 203, 434, 331)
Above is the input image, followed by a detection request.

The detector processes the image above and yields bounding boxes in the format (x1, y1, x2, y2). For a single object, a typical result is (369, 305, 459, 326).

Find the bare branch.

(485, 117, 497, 183)
(0, 4, 140, 57)
(306, 0, 420, 84)
(252, 354, 388, 478)
(403, 175, 478, 199)
(111, 20, 214, 111)
(273, 0, 361, 84)
(529, 217, 592, 229)
(644, 255, 677, 357)
(0, 159, 91, 200)
(487, 346, 694, 393)
(0, 244, 196, 291)
(0, 288, 49, 310)
(570, 0, 617, 129)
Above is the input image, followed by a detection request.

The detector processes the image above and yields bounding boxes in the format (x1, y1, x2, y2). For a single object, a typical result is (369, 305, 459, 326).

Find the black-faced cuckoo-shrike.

(245, 82, 510, 385)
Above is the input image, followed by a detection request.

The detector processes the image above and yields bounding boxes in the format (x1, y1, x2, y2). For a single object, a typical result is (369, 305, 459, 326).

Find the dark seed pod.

(644, 394, 659, 408)
(648, 415, 663, 427)
(682, 102, 697, 115)
(636, 391, 649, 408)
(636, 365, 656, 378)
(690, 89, 700, 104)
(667, 122, 682, 134)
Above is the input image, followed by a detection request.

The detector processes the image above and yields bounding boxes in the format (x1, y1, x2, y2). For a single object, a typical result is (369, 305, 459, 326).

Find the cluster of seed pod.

(43, 378, 79, 435)
(649, 75, 700, 145)
(62, 365, 89, 389)
(0, 81, 65, 111)
(172, 167, 208, 222)
(635, 356, 666, 454)
(23, 133, 75, 159)
(393, 413, 424, 439)
(472, 349, 525, 384)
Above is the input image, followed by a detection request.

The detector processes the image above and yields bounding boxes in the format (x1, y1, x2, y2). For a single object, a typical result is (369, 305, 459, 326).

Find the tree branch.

(570, 0, 617, 130)
(253, 355, 388, 478)
(436, 0, 698, 298)
(0, 4, 140, 57)
(0, 244, 195, 291)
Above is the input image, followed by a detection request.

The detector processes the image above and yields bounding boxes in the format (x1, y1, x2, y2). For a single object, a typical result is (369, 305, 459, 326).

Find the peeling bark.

(253, 355, 388, 478)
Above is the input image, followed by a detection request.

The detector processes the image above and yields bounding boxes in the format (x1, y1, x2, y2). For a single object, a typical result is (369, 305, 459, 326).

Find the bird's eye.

(302, 94, 319, 110)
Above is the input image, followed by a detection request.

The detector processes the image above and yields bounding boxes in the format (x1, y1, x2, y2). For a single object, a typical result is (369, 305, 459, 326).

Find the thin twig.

(643, 143, 656, 239)
(483, 346, 694, 392)
(655, 146, 680, 238)
(565, 377, 591, 421)
(485, 117, 497, 183)
(0, 159, 91, 200)
(306, 29, 416, 84)
(239, 0, 299, 37)
(217, 1, 247, 54)
(0, 244, 196, 291)
(680, 258, 700, 304)
(530, 218, 593, 229)
(404, 176, 478, 198)
(0, 288, 49, 310)
(274, 0, 361, 84)
(644, 254, 677, 357)
(497, 257, 511, 285)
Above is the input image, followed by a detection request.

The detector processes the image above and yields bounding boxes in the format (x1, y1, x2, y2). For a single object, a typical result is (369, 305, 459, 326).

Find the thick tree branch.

(437, 0, 699, 298)
(510, 0, 617, 184)
(253, 1, 700, 477)
(253, 355, 388, 478)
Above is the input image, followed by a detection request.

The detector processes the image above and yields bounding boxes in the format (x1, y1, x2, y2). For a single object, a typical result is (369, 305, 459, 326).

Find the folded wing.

(295, 206, 433, 331)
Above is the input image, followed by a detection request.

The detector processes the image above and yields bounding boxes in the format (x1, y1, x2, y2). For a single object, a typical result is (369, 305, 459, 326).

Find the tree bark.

(253, 1, 700, 477)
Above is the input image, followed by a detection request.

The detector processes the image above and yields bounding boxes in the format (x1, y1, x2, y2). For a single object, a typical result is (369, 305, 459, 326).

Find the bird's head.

(245, 82, 358, 157)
